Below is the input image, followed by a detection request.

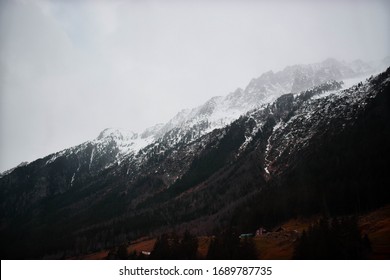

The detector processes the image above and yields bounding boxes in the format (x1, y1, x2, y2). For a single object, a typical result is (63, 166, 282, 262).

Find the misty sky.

(0, 0, 389, 172)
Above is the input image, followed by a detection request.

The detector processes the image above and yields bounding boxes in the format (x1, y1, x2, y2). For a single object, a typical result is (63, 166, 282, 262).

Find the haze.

(1, 0, 389, 172)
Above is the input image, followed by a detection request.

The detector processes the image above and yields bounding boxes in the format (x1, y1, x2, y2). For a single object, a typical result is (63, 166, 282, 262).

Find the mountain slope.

(0, 57, 376, 182)
(0, 62, 389, 259)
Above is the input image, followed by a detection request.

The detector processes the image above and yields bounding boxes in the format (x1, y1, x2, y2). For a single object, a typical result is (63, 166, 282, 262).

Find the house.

(239, 233, 254, 239)
(256, 227, 267, 236)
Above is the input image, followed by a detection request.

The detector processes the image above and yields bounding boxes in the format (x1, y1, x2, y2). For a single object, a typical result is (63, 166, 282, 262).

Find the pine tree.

(293, 216, 371, 259)
(150, 234, 171, 259)
(116, 244, 128, 260)
(180, 230, 198, 259)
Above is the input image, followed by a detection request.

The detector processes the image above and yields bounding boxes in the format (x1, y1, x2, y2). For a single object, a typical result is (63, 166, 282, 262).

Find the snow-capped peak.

(97, 128, 138, 141)
(34, 57, 389, 175)
(94, 127, 155, 158)
(96, 58, 385, 159)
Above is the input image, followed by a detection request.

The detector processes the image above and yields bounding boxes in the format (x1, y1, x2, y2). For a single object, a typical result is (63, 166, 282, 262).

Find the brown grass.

(358, 205, 390, 259)
(196, 236, 212, 259)
(66, 249, 110, 260)
(74, 205, 390, 260)
(253, 205, 390, 259)
(126, 238, 156, 255)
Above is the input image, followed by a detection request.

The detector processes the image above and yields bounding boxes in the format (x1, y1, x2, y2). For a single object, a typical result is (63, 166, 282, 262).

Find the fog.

(0, 0, 389, 171)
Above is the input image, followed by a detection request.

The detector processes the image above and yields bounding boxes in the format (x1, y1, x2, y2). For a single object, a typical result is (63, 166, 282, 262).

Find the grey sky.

(0, 0, 389, 172)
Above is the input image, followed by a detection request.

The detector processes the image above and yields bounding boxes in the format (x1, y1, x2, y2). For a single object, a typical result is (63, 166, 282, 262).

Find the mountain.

(0, 58, 389, 259)
(148, 57, 378, 144)
(28, 57, 377, 174)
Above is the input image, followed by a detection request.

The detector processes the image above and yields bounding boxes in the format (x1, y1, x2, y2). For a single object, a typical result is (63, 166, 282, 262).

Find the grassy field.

(359, 205, 390, 259)
(76, 204, 390, 259)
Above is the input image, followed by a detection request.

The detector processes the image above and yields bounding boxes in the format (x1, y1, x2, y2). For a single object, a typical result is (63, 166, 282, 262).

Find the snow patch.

(70, 173, 75, 186)
(89, 148, 95, 170)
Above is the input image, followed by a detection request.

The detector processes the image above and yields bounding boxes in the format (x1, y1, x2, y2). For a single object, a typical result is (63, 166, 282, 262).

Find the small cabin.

(239, 233, 254, 239)
(256, 227, 267, 236)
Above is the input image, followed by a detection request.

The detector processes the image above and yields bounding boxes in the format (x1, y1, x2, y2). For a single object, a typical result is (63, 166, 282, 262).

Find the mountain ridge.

(0, 58, 389, 259)
(2, 56, 380, 178)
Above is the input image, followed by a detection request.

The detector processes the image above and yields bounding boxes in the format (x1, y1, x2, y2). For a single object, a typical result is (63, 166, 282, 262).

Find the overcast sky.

(0, 0, 389, 172)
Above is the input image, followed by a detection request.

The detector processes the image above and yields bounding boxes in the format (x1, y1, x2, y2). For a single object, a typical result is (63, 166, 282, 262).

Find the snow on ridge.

(97, 127, 137, 140)
(91, 58, 381, 160)
(37, 58, 389, 172)
(80, 58, 379, 165)
(45, 150, 67, 165)
(341, 71, 381, 89)
(0, 161, 29, 178)
(262, 71, 389, 177)
(93, 127, 156, 158)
